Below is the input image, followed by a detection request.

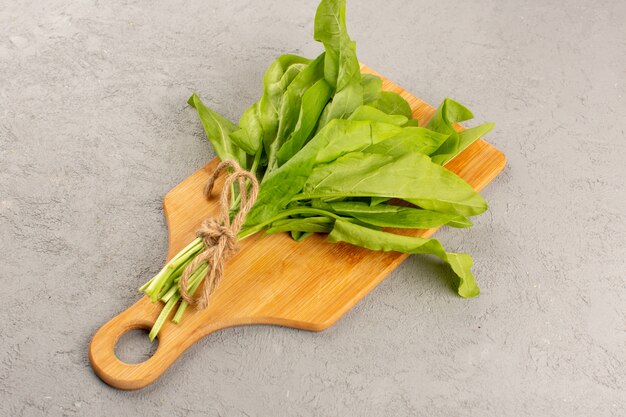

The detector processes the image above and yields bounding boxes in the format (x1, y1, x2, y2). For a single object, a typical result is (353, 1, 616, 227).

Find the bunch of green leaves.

(141, 0, 494, 339)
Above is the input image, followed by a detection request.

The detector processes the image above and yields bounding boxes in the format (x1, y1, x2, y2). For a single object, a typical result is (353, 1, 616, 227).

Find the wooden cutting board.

(89, 66, 507, 390)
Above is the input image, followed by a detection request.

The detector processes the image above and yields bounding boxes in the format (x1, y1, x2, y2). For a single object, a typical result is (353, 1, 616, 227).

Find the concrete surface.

(1, 0, 625, 415)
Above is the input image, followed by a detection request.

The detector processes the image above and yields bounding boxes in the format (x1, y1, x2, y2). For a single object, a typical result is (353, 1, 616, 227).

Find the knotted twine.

(179, 160, 259, 309)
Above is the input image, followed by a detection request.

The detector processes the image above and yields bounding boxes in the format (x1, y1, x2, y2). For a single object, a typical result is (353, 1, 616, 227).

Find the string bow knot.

(179, 160, 259, 309)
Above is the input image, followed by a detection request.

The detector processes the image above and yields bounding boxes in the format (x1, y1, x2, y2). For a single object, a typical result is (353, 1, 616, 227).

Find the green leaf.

(314, 0, 363, 127)
(299, 151, 488, 217)
(229, 102, 263, 154)
(187, 93, 246, 167)
(328, 201, 473, 229)
(276, 78, 333, 166)
(403, 118, 420, 127)
(317, 63, 363, 128)
(361, 73, 382, 103)
(246, 119, 402, 226)
(456, 122, 495, 157)
(228, 54, 311, 162)
(328, 219, 480, 298)
(259, 54, 311, 153)
(267, 54, 327, 169)
(427, 98, 494, 165)
(348, 105, 408, 126)
(314, 0, 358, 90)
(369, 91, 412, 118)
(315, 120, 401, 163)
(363, 127, 449, 157)
(266, 216, 334, 234)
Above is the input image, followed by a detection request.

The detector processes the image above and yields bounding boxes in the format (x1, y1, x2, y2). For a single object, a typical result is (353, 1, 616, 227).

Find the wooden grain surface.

(89, 66, 507, 390)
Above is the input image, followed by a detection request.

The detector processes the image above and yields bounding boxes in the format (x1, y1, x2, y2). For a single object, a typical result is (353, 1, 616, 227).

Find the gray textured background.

(1, 0, 625, 415)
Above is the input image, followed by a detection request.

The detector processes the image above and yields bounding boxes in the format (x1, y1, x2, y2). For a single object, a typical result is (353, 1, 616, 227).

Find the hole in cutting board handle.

(114, 328, 159, 365)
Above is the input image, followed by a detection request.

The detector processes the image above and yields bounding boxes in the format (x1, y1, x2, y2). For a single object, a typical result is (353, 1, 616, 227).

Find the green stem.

(150, 263, 209, 338)
(172, 301, 189, 324)
(148, 294, 180, 341)
(160, 262, 208, 302)
(155, 257, 192, 300)
(250, 149, 262, 177)
(230, 182, 237, 207)
(238, 207, 341, 240)
(172, 274, 204, 324)
(230, 151, 262, 218)
(160, 285, 178, 303)
(144, 238, 203, 298)
(138, 277, 153, 292)
(169, 237, 204, 264)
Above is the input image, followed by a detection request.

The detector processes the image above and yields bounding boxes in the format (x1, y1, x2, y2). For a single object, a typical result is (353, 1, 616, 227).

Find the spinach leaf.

(315, 120, 401, 162)
(267, 54, 327, 171)
(298, 151, 488, 217)
(266, 216, 334, 234)
(229, 102, 263, 155)
(328, 201, 473, 229)
(348, 105, 408, 126)
(363, 127, 449, 157)
(456, 123, 495, 158)
(275, 78, 333, 166)
(328, 219, 480, 298)
(427, 98, 494, 165)
(403, 118, 421, 127)
(259, 55, 310, 153)
(314, 0, 358, 89)
(369, 91, 413, 118)
(187, 93, 247, 167)
(228, 55, 311, 160)
(314, 0, 363, 127)
(361, 73, 383, 103)
(246, 119, 402, 226)
(283, 53, 326, 98)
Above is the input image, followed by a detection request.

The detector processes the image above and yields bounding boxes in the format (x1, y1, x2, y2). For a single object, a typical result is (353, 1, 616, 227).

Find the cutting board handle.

(89, 296, 236, 390)
(89, 297, 169, 390)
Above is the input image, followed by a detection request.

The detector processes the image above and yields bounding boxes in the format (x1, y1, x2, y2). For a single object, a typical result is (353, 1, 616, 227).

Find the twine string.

(179, 160, 259, 309)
